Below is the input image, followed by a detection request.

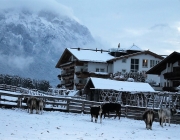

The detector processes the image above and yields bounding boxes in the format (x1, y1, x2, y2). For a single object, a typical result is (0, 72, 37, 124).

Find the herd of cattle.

(21, 97, 178, 130)
(90, 103, 178, 130)
(22, 97, 44, 114)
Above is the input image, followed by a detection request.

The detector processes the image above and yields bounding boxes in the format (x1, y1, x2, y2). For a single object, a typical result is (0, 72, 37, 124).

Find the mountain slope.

(0, 8, 95, 86)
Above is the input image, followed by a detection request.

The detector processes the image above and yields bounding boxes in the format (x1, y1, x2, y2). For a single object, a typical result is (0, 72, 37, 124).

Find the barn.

(83, 77, 156, 107)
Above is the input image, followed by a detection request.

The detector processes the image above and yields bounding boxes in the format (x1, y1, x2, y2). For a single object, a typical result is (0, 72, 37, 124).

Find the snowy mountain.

(0, 7, 95, 86)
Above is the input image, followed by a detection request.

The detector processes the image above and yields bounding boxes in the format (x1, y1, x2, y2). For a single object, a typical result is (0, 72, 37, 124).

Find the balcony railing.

(75, 83, 85, 90)
(162, 87, 179, 92)
(163, 72, 180, 80)
(75, 71, 89, 78)
(75, 71, 110, 79)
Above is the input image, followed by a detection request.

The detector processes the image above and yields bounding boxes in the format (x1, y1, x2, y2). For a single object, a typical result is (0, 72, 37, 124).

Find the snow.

(87, 77, 155, 92)
(67, 48, 114, 63)
(1, 108, 180, 140)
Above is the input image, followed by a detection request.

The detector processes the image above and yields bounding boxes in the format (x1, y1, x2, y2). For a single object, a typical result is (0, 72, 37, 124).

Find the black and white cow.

(90, 105, 102, 123)
(101, 103, 121, 119)
(142, 109, 155, 130)
(158, 107, 177, 127)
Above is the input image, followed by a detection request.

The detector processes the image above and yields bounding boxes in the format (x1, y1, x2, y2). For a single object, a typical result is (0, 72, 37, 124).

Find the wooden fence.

(0, 85, 180, 124)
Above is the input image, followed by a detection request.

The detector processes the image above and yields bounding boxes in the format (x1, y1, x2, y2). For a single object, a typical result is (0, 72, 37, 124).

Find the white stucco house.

(107, 45, 164, 84)
(55, 45, 164, 90)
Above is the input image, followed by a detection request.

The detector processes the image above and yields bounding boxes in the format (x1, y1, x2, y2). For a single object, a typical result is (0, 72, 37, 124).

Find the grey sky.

(1, 0, 180, 55)
(57, 0, 180, 55)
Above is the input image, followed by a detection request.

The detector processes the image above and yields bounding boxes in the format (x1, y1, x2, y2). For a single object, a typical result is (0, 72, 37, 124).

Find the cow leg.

(36, 107, 38, 114)
(160, 118, 164, 127)
(91, 115, 93, 122)
(95, 115, 98, 123)
(119, 111, 121, 120)
(168, 118, 170, 126)
(164, 118, 166, 126)
(150, 120, 152, 130)
(30, 105, 33, 114)
(40, 107, 42, 115)
(99, 113, 102, 123)
(116, 111, 120, 119)
(145, 121, 148, 129)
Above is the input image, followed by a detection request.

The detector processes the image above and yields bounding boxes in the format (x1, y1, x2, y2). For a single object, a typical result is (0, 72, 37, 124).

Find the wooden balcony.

(75, 83, 85, 90)
(164, 72, 180, 80)
(162, 87, 179, 92)
(61, 72, 74, 80)
(75, 71, 110, 79)
(65, 82, 74, 90)
(75, 71, 89, 78)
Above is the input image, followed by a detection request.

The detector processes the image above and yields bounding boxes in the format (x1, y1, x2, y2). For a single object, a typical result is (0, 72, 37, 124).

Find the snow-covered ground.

(1, 108, 180, 140)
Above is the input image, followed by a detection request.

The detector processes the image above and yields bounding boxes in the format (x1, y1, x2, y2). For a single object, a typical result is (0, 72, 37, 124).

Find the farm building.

(83, 77, 180, 109)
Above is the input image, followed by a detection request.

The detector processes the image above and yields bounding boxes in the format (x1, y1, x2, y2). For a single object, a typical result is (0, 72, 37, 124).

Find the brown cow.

(142, 109, 155, 130)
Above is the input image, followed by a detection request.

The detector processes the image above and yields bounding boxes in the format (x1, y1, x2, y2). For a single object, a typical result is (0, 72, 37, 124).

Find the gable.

(55, 48, 74, 68)
(56, 48, 115, 68)
(146, 51, 180, 75)
(107, 50, 164, 62)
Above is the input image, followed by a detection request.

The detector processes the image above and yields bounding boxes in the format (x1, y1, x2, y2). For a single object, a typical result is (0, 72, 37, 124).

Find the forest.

(0, 74, 51, 91)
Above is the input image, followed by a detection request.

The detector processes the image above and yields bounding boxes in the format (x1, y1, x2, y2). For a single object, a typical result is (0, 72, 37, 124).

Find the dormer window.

(142, 59, 148, 67)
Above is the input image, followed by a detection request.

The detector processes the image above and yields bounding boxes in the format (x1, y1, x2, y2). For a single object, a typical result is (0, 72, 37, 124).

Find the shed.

(83, 77, 156, 106)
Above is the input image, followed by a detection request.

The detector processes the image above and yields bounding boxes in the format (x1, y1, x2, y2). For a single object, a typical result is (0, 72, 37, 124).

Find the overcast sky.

(1, 0, 179, 55)
(57, 0, 180, 55)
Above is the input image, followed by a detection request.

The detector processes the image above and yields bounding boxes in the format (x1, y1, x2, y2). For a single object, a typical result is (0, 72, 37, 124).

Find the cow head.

(171, 107, 177, 115)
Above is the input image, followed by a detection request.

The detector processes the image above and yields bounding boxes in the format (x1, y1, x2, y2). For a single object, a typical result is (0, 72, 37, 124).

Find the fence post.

(17, 95, 23, 108)
(67, 99, 70, 112)
(125, 106, 128, 117)
(82, 101, 85, 113)
(17, 96, 21, 108)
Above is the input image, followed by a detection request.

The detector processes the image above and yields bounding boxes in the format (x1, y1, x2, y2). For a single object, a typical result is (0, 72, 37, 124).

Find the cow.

(158, 107, 177, 127)
(142, 109, 155, 130)
(37, 98, 44, 115)
(23, 97, 39, 114)
(22, 97, 31, 113)
(90, 105, 102, 123)
(101, 103, 121, 119)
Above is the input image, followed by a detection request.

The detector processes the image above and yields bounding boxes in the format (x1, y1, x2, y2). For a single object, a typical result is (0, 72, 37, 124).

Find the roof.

(68, 48, 114, 62)
(146, 51, 180, 75)
(107, 50, 164, 62)
(85, 77, 155, 92)
(56, 48, 114, 68)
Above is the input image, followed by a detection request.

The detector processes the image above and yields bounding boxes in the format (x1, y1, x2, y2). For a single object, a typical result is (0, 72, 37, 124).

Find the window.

(150, 60, 155, 67)
(142, 59, 148, 67)
(131, 59, 139, 72)
(122, 58, 126, 63)
(156, 60, 159, 64)
(96, 68, 105, 72)
(96, 68, 99, 72)
(100, 68, 105, 72)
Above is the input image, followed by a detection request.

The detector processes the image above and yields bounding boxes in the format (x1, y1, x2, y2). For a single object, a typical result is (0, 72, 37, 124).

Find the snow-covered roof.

(86, 77, 155, 92)
(127, 44, 142, 51)
(67, 48, 114, 63)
